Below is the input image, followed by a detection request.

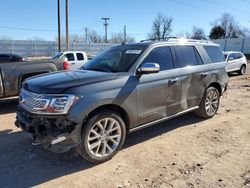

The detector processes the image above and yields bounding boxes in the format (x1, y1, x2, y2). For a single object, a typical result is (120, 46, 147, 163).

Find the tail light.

(63, 61, 70, 70)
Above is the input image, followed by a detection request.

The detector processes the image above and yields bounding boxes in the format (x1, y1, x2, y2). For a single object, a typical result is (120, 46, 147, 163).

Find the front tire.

(238, 65, 246, 75)
(79, 110, 126, 164)
(195, 87, 220, 119)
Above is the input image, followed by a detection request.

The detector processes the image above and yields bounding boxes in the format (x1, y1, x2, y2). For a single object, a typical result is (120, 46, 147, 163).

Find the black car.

(0, 53, 26, 63)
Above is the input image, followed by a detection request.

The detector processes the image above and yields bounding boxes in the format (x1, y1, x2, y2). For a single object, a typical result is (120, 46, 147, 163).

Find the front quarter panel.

(66, 75, 138, 127)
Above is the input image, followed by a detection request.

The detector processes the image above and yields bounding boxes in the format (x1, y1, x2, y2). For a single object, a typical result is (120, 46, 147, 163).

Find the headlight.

(20, 90, 81, 114)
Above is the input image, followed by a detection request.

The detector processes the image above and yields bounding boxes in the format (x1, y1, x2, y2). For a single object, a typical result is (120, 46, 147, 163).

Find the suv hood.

(23, 70, 118, 94)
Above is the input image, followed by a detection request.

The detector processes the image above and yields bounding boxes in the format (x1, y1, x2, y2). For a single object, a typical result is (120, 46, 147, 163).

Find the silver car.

(224, 51, 247, 75)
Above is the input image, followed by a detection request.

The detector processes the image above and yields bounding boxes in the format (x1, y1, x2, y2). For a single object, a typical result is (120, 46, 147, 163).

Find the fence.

(212, 38, 250, 54)
(0, 40, 116, 57)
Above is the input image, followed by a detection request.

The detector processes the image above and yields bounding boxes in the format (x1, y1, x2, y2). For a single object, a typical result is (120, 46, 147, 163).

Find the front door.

(136, 46, 182, 125)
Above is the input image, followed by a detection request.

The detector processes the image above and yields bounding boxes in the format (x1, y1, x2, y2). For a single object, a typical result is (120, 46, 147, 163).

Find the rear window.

(204, 46, 225, 63)
(77, 53, 84, 61)
(174, 46, 201, 68)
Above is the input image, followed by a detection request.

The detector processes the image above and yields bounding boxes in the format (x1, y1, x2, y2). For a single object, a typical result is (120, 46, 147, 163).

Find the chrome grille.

(19, 89, 47, 113)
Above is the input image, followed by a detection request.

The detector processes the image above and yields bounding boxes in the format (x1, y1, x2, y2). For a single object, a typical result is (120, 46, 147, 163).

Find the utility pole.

(102, 17, 110, 43)
(65, 0, 69, 50)
(57, 0, 61, 52)
(123, 25, 127, 42)
(84, 27, 88, 43)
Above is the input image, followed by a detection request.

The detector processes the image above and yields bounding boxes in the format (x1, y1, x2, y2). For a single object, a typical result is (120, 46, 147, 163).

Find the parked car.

(224, 51, 247, 75)
(0, 58, 69, 99)
(0, 53, 27, 62)
(16, 39, 228, 163)
(52, 51, 88, 70)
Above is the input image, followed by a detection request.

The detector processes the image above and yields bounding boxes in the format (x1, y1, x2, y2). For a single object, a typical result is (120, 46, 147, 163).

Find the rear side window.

(76, 53, 84, 61)
(65, 53, 75, 61)
(174, 46, 200, 67)
(236, 53, 243, 59)
(203, 46, 224, 63)
(142, 46, 174, 71)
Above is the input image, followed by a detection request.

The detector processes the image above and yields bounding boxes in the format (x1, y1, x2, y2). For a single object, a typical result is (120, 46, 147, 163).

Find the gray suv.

(16, 39, 228, 163)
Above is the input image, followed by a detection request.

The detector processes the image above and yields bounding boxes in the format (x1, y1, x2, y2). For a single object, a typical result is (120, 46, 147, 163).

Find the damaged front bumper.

(15, 106, 82, 153)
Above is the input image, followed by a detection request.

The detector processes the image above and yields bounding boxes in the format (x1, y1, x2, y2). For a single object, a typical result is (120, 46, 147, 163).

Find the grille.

(20, 89, 47, 113)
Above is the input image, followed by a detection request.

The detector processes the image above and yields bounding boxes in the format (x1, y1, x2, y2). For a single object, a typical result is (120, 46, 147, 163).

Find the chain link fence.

(0, 40, 117, 57)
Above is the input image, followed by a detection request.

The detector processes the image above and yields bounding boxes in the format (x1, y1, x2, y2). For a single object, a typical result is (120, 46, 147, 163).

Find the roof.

(124, 38, 218, 47)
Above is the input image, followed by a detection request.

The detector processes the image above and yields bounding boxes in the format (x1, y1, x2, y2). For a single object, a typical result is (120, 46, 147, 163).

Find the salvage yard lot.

(0, 64, 250, 188)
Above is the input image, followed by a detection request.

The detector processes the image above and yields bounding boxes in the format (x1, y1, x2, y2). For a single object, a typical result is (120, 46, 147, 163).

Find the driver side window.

(142, 46, 174, 71)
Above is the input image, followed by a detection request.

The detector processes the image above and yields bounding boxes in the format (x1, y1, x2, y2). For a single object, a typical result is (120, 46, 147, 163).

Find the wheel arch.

(84, 104, 131, 131)
(208, 82, 222, 95)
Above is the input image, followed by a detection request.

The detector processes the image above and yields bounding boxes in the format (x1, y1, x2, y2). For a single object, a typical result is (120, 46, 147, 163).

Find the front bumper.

(16, 106, 82, 153)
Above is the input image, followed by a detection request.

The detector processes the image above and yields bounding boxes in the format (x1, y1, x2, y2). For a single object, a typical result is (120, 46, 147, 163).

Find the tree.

(88, 30, 103, 43)
(190, 26, 206, 40)
(209, 26, 225, 39)
(109, 32, 135, 43)
(211, 13, 247, 38)
(148, 13, 173, 39)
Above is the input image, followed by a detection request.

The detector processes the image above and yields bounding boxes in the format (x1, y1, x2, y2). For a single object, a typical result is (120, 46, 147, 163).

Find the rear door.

(173, 45, 206, 110)
(76, 52, 86, 69)
(136, 46, 183, 125)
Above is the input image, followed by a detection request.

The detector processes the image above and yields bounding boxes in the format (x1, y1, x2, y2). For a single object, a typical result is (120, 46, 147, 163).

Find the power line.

(172, 0, 250, 23)
(242, 0, 250, 4)
(206, 0, 249, 16)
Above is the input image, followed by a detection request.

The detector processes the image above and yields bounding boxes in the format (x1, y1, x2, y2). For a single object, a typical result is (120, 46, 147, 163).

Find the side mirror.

(137, 63, 160, 74)
(228, 56, 234, 61)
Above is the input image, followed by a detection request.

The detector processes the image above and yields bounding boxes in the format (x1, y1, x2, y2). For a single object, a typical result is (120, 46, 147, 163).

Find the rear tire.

(238, 65, 246, 75)
(78, 110, 126, 164)
(195, 87, 220, 119)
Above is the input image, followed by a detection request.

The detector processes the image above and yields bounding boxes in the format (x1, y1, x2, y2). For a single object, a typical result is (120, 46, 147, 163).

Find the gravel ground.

(0, 64, 249, 188)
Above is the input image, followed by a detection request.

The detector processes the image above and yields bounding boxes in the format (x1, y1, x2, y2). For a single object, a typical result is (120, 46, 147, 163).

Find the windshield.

(82, 45, 146, 72)
(52, 52, 63, 59)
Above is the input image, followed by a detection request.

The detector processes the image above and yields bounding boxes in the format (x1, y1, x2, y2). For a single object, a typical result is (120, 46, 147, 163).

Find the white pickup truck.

(52, 51, 88, 70)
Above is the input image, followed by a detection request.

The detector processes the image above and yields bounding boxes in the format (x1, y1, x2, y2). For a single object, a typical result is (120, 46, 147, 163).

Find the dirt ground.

(0, 65, 250, 188)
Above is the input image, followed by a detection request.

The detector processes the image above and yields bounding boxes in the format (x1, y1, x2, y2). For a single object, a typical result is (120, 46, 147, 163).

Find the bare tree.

(148, 13, 173, 39)
(88, 30, 103, 43)
(109, 32, 136, 43)
(212, 13, 247, 38)
(190, 26, 206, 40)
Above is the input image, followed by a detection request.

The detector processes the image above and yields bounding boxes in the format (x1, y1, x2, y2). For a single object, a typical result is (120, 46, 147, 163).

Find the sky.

(0, 0, 250, 41)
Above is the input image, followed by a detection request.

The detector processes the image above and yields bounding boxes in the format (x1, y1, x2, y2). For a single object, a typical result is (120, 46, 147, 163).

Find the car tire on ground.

(79, 110, 126, 164)
(195, 87, 220, 119)
(238, 65, 246, 75)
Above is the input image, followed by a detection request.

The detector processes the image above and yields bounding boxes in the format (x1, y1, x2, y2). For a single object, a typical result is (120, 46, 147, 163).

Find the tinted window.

(174, 46, 199, 67)
(65, 53, 74, 61)
(142, 46, 174, 71)
(236, 53, 243, 59)
(203, 46, 224, 63)
(77, 53, 84, 61)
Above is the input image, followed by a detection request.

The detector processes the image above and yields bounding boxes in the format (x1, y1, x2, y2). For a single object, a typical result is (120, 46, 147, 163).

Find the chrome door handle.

(168, 78, 178, 84)
(201, 72, 208, 77)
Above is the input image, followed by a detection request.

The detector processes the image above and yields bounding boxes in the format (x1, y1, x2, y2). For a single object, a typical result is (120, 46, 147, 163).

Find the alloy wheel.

(87, 118, 122, 158)
(205, 90, 219, 116)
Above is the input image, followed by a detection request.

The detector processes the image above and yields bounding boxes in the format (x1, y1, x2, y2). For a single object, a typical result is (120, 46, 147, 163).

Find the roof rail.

(140, 37, 177, 42)
(168, 38, 214, 44)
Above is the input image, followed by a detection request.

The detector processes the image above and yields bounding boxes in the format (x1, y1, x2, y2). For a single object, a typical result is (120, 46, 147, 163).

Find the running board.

(129, 106, 199, 133)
